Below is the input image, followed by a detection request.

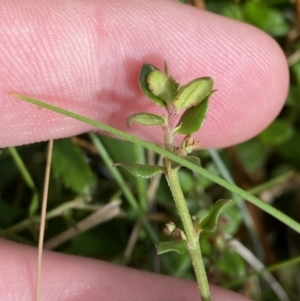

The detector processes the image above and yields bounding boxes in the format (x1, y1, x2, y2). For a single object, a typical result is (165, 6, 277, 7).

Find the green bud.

(139, 64, 167, 108)
(164, 221, 177, 235)
(147, 70, 179, 103)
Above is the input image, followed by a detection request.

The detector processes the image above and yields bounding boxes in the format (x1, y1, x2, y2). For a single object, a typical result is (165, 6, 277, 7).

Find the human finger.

(0, 0, 288, 148)
(0, 239, 252, 301)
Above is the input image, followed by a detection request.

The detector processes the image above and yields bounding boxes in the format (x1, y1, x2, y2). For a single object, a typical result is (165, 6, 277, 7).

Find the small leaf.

(114, 162, 165, 178)
(147, 70, 179, 103)
(127, 112, 165, 128)
(176, 92, 213, 135)
(139, 64, 167, 108)
(171, 155, 201, 169)
(156, 240, 187, 255)
(199, 199, 230, 233)
(173, 77, 213, 112)
(185, 155, 201, 165)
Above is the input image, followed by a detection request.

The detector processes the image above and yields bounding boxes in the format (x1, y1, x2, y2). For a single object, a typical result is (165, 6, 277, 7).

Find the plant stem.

(35, 139, 53, 301)
(165, 165, 211, 301)
(162, 115, 210, 301)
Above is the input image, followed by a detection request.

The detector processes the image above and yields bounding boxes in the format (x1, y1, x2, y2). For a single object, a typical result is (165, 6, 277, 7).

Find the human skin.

(0, 0, 289, 300)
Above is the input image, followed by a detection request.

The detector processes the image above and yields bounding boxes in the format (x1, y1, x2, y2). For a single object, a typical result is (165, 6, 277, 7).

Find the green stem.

(165, 166, 210, 301)
(209, 149, 265, 261)
(163, 114, 210, 301)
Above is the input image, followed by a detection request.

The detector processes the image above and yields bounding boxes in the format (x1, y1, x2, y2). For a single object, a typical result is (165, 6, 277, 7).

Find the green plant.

(9, 61, 300, 301)
(115, 62, 228, 301)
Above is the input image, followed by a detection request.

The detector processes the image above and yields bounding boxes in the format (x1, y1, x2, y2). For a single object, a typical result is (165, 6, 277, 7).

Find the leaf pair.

(139, 63, 213, 113)
(129, 63, 215, 136)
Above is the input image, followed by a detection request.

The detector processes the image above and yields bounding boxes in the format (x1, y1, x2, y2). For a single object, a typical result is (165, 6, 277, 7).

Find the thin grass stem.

(35, 139, 53, 301)
(9, 94, 300, 235)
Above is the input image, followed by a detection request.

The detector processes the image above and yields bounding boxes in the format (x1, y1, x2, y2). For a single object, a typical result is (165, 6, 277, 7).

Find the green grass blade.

(8, 147, 36, 190)
(209, 149, 265, 261)
(8, 146, 39, 217)
(89, 133, 158, 243)
(10, 93, 300, 234)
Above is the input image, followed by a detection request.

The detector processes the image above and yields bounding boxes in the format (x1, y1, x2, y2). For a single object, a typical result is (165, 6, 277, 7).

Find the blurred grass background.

(1, 1, 300, 300)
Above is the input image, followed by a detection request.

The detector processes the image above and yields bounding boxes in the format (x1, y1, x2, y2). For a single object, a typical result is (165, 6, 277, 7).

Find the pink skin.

(0, 0, 288, 300)
(0, 239, 253, 301)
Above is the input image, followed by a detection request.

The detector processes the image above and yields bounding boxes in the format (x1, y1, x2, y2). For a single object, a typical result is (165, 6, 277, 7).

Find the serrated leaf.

(199, 199, 230, 233)
(127, 112, 165, 128)
(147, 70, 179, 103)
(176, 92, 213, 135)
(139, 64, 167, 108)
(156, 240, 187, 255)
(173, 77, 213, 112)
(114, 162, 165, 178)
(52, 138, 95, 194)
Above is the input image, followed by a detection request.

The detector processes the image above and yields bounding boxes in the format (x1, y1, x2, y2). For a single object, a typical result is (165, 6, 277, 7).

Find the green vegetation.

(1, 1, 300, 301)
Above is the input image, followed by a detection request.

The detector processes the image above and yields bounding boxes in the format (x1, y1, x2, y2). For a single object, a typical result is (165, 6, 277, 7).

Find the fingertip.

(0, 0, 289, 148)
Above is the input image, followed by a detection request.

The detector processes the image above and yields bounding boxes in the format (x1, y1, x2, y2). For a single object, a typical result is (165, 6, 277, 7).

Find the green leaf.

(259, 119, 294, 146)
(156, 240, 187, 255)
(185, 155, 201, 165)
(171, 155, 201, 169)
(173, 77, 213, 112)
(127, 112, 165, 128)
(243, 1, 290, 37)
(199, 199, 230, 233)
(175, 92, 212, 135)
(114, 162, 165, 178)
(139, 64, 167, 108)
(147, 70, 179, 103)
(52, 138, 95, 194)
